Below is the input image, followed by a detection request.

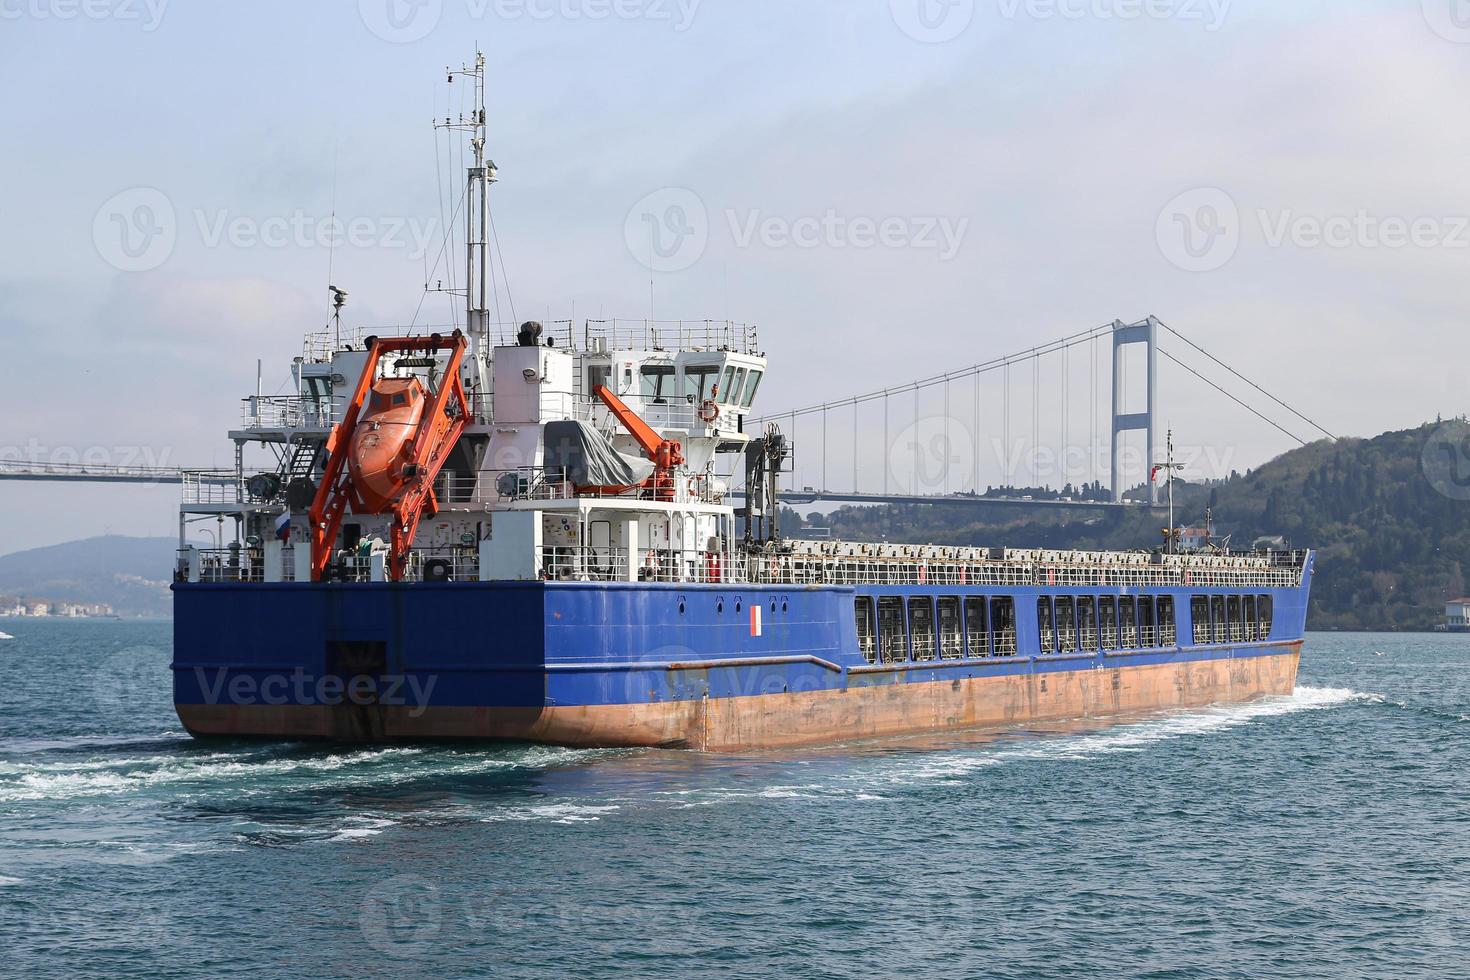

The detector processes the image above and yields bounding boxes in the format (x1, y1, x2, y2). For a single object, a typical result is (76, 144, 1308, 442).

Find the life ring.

(698, 399, 720, 423)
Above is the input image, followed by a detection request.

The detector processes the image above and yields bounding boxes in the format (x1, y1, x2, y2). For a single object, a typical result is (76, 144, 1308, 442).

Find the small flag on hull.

(750, 603, 762, 637)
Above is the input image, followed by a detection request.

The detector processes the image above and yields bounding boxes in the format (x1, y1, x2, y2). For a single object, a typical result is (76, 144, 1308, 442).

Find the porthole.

(781, 600, 788, 614)
(717, 600, 724, 614)
(678, 601, 686, 615)
(735, 600, 743, 614)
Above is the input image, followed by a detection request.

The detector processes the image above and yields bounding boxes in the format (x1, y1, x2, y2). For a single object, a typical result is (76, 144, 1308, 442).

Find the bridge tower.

(1110, 317, 1159, 505)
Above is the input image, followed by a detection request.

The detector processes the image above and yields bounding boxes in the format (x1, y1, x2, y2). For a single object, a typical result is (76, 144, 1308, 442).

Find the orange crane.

(309, 331, 470, 581)
(591, 384, 685, 501)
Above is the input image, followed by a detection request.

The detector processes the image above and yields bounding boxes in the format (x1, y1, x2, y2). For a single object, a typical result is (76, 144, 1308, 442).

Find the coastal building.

(1447, 599, 1470, 633)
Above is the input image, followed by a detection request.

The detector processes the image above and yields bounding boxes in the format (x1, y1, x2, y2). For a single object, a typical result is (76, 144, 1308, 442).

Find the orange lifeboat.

(347, 377, 427, 512)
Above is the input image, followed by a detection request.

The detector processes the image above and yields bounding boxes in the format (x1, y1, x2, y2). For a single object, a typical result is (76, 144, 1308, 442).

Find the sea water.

(0, 620, 1465, 978)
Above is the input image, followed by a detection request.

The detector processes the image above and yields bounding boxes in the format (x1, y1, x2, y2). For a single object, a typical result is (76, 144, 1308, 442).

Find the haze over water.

(1, 621, 1465, 978)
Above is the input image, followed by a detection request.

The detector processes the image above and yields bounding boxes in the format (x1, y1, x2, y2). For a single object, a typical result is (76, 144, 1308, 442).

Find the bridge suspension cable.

(1158, 321, 1337, 442)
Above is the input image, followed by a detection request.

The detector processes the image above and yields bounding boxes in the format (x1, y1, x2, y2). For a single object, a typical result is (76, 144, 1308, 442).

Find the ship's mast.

(437, 52, 497, 350)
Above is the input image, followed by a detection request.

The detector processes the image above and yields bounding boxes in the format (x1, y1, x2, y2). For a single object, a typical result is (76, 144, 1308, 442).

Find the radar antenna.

(434, 52, 496, 351)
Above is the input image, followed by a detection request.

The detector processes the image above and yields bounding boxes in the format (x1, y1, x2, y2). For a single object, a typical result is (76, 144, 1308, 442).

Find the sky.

(2, 0, 1469, 553)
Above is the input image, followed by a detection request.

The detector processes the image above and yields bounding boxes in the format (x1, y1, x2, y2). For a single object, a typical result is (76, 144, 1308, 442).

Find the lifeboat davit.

(348, 377, 427, 512)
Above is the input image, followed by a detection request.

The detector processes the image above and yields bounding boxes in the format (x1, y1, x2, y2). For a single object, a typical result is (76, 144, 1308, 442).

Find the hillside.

(0, 536, 176, 618)
(797, 420, 1470, 632)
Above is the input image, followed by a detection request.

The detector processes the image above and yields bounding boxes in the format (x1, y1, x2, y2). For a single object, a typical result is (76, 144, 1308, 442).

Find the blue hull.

(172, 557, 1313, 748)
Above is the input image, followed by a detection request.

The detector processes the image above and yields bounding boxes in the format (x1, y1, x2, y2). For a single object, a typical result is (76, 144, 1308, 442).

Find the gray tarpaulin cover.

(543, 420, 655, 487)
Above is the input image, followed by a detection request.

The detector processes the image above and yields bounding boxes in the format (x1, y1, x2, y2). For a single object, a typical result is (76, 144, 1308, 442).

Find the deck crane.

(591, 384, 685, 501)
(308, 331, 470, 581)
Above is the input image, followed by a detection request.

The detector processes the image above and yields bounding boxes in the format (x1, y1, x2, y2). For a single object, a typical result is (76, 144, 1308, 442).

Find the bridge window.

(1056, 596, 1076, 652)
(1227, 595, 1242, 642)
(587, 364, 611, 395)
(1077, 596, 1098, 650)
(991, 597, 1017, 655)
(855, 596, 877, 665)
(1211, 595, 1227, 644)
(1243, 595, 1258, 641)
(965, 597, 989, 658)
(639, 364, 676, 400)
(1191, 596, 1210, 644)
(682, 364, 720, 402)
(937, 597, 963, 660)
(1120, 596, 1138, 648)
(909, 597, 936, 662)
(1139, 597, 1157, 647)
(741, 370, 763, 407)
(878, 597, 906, 663)
(1037, 598, 1056, 654)
(731, 368, 750, 405)
(1258, 595, 1274, 639)
(1158, 596, 1176, 645)
(1099, 597, 1118, 650)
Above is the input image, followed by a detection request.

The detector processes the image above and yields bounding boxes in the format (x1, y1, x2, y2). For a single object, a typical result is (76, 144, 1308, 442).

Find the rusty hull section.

(176, 644, 1302, 751)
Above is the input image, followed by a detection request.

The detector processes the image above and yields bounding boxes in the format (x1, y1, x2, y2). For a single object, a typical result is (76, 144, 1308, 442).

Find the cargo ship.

(171, 55, 1313, 750)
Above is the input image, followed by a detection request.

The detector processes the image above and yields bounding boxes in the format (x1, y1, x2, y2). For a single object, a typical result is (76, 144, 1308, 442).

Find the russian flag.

(275, 512, 292, 543)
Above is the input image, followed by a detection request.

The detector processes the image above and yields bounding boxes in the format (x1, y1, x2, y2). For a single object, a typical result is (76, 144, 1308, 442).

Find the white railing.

(241, 396, 336, 430)
(583, 319, 759, 355)
(181, 470, 241, 504)
(302, 320, 760, 361)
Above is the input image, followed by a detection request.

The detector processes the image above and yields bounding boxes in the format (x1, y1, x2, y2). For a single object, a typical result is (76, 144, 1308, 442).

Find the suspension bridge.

(0, 316, 1334, 510)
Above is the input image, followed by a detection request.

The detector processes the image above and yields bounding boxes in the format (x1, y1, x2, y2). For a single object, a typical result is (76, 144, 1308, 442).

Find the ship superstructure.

(170, 54, 1312, 749)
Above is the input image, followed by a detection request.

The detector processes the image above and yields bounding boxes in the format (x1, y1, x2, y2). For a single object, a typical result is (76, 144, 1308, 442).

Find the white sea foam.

(481, 803, 621, 824)
(325, 816, 400, 843)
(0, 875, 24, 886)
